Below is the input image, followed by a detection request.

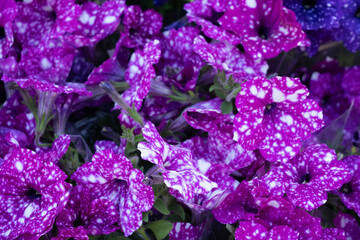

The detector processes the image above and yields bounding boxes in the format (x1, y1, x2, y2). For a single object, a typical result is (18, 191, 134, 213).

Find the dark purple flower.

(336, 155, 360, 216)
(333, 0, 360, 52)
(256, 195, 323, 239)
(333, 212, 360, 240)
(138, 122, 218, 201)
(156, 26, 204, 91)
(235, 221, 299, 240)
(184, 0, 242, 45)
(169, 222, 204, 240)
(260, 144, 351, 211)
(56, 185, 119, 236)
(0, 0, 17, 59)
(52, 227, 88, 240)
(67, 0, 125, 47)
(14, 0, 81, 48)
(71, 149, 154, 236)
(0, 148, 71, 239)
(193, 36, 268, 82)
(320, 228, 346, 240)
(233, 76, 324, 161)
(121, 5, 163, 49)
(284, 0, 341, 30)
(219, 0, 308, 59)
(212, 180, 258, 224)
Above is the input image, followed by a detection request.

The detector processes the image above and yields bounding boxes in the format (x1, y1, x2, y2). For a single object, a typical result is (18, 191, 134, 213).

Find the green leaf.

(146, 220, 173, 240)
(167, 202, 185, 221)
(154, 198, 170, 215)
(142, 210, 151, 222)
(221, 101, 233, 114)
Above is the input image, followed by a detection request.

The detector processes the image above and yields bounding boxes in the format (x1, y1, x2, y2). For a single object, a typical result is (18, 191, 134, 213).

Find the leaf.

(167, 202, 185, 221)
(221, 101, 233, 114)
(146, 220, 173, 240)
(154, 197, 170, 215)
(142, 210, 151, 222)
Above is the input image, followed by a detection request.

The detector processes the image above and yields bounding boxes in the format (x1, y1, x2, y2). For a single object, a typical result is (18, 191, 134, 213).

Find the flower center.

(356, 8, 360, 18)
(50, 11, 57, 21)
(302, 0, 316, 9)
(264, 102, 277, 115)
(353, 130, 360, 147)
(258, 25, 269, 40)
(341, 183, 352, 193)
(26, 188, 41, 200)
(73, 216, 83, 227)
(300, 173, 311, 184)
(0, 27, 5, 39)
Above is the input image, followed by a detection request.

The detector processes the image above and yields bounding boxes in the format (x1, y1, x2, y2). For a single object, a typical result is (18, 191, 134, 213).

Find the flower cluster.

(0, 0, 360, 239)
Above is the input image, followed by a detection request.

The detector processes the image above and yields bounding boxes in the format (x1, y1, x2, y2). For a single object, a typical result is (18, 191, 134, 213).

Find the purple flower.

(218, 0, 308, 59)
(184, 0, 242, 45)
(284, 0, 341, 30)
(14, 0, 81, 48)
(56, 185, 120, 236)
(156, 26, 204, 91)
(256, 195, 322, 239)
(320, 228, 346, 240)
(233, 76, 324, 161)
(333, 0, 360, 52)
(67, 0, 125, 47)
(335, 155, 360, 216)
(333, 212, 360, 240)
(71, 149, 154, 236)
(169, 222, 204, 240)
(94, 140, 126, 155)
(121, 5, 163, 49)
(260, 144, 351, 211)
(0, 0, 17, 59)
(193, 36, 268, 82)
(212, 180, 258, 224)
(235, 221, 299, 240)
(138, 122, 218, 201)
(52, 227, 88, 240)
(0, 148, 71, 239)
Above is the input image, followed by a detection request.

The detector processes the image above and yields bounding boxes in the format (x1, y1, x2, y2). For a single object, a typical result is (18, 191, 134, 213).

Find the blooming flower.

(233, 76, 324, 161)
(0, 0, 17, 59)
(333, 0, 360, 52)
(218, 0, 308, 59)
(193, 36, 268, 82)
(284, 0, 341, 30)
(333, 212, 360, 240)
(335, 155, 360, 216)
(138, 121, 218, 201)
(56, 185, 120, 236)
(0, 147, 71, 239)
(260, 144, 351, 211)
(71, 149, 154, 236)
(169, 222, 204, 240)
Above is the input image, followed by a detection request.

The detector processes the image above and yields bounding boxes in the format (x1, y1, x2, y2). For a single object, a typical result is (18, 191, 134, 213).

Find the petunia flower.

(333, 212, 360, 240)
(193, 35, 268, 82)
(284, 0, 341, 30)
(52, 227, 88, 240)
(212, 180, 258, 224)
(0, 0, 17, 59)
(56, 185, 120, 236)
(218, 0, 308, 59)
(13, 0, 81, 48)
(233, 76, 324, 161)
(259, 144, 351, 211)
(155, 26, 204, 91)
(120, 5, 163, 49)
(335, 155, 360, 216)
(0, 147, 71, 239)
(333, 0, 360, 52)
(169, 222, 204, 240)
(71, 149, 154, 236)
(138, 122, 218, 201)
